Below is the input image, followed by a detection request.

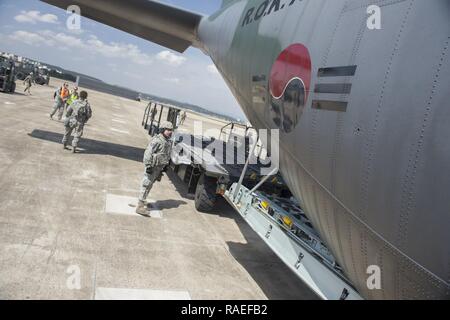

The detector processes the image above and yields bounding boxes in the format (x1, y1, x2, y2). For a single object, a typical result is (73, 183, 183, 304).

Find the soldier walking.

(180, 111, 187, 125)
(62, 90, 92, 153)
(23, 72, 33, 95)
(136, 121, 173, 216)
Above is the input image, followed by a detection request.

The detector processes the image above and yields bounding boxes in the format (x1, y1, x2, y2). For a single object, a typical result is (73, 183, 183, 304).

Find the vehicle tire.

(16, 72, 25, 81)
(194, 174, 217, 212)
(35, 77, 45, 85)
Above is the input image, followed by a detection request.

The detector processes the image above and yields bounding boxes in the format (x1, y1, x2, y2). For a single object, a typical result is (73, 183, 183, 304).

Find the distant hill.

(2, 51, 241, 123)
(41, 59, 241, 123)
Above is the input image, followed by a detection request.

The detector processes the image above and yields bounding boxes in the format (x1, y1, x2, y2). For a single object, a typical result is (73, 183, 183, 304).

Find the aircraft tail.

(41, 0, 203, 52)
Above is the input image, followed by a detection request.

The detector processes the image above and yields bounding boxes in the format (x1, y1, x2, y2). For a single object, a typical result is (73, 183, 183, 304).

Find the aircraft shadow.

(28, 129, 144, 162)
(166, 169, 318, 299)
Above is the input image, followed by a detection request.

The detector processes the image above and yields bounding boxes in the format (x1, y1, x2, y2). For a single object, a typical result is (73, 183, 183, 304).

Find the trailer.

(142, 101, 290, 211)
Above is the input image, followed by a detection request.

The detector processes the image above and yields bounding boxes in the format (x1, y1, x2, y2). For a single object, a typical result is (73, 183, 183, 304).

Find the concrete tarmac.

(0, 78, 317, 300)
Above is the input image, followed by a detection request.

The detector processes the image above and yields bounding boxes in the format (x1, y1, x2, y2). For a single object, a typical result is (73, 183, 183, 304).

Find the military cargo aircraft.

(42, 0, 450, 299)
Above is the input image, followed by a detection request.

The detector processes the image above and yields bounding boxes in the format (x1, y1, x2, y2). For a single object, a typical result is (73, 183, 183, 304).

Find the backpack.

(53, 87, 61, 99)
(77, 103, 91, 122)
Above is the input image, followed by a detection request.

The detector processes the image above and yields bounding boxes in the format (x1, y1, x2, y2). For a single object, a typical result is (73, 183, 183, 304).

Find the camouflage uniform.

(62, 99, 92, 151)
(138, 132, 172, 202)
(23, 75, 33, 94)
(50, 87, 69, 120)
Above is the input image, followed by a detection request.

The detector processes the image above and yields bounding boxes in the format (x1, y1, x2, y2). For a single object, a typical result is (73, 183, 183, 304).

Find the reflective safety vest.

(67, 93, 79, 105)
(60, 87, 69, 100)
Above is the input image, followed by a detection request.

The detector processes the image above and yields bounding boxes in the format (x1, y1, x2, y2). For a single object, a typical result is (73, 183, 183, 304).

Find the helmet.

(160, 120, 174, 130)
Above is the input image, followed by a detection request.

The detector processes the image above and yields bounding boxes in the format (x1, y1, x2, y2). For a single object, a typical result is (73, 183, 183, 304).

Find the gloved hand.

(145, 166, 153, 175)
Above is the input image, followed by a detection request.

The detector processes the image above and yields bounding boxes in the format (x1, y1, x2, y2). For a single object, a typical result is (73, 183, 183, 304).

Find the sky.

(0, 0, 246, 120)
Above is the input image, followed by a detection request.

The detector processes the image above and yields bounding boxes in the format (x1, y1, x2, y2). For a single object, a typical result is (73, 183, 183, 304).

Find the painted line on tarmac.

(95, 287, 191, 300)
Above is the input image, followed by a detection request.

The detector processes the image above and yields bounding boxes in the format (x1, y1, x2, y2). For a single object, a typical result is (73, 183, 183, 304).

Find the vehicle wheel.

(16, 72, 25, 81)
(194, 174, 217, 212)
(35, 77, 45, 85)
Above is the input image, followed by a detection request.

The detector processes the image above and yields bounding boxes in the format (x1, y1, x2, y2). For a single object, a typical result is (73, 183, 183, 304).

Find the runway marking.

(110, 128, 130, 134)
(105, 194, 162, 218)
(112, 119, 126, 124)
(112, 113, 125, 118)
(94, 287, 191, 300)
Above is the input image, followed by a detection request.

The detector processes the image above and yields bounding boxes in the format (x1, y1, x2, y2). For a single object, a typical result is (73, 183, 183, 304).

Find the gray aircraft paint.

(42, 0, 450, 299)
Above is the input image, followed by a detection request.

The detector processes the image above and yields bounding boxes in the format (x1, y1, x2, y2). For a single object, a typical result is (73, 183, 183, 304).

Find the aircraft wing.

(41, 0, 203, 52)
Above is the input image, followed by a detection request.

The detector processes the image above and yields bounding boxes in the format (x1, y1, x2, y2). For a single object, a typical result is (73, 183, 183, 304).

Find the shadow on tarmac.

(28, 129, 144, 162)
(154, 199, 187, 209)
(166, 167, 318, 299)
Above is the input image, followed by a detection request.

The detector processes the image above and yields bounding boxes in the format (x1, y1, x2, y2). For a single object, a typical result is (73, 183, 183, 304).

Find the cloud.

(207, 64, 219, 74)
(9, 30, 152, 66)
(163, 77, 180, 84)
(156, 50, 186, 66)
(86, 35, 152, 65)
(14, 11, 58, 24)
(9, 30, 55, 46)
(66, 28, 85, 35)
(39, 30, 84, 48)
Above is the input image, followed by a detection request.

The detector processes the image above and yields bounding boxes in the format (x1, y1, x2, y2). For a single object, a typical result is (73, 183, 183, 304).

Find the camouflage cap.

(160, 120, 174, 130)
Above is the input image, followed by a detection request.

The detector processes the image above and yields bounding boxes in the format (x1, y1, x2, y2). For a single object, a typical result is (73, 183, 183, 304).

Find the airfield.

(0, 78, 317, 300)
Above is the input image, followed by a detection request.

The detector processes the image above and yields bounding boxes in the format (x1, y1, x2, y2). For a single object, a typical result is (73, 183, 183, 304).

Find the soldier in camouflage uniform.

(23, 72, 33, 95)
(136, 120, 173, 216)
(62, 90, 92, 153)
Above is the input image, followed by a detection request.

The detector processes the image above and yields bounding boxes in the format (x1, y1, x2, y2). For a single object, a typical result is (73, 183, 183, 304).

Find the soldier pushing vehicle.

(136, 120, 173, 217)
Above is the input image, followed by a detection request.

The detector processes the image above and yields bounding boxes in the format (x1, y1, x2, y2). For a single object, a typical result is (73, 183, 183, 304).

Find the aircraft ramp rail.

(223, 183, 363, 300)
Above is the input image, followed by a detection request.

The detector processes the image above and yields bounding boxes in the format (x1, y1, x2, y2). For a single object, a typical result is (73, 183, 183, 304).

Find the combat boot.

(136, 200, 150, 217)
(63, 143, 69, 150)
(72, 147, 76, 153)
